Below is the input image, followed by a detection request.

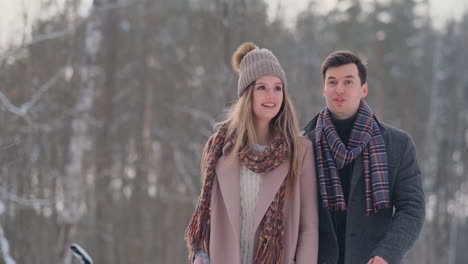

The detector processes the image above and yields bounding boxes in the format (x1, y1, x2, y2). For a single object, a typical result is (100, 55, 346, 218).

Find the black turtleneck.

(331, 113, 357, 264)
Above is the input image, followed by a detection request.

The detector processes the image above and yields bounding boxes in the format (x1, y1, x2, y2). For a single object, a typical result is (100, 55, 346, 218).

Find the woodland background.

(0, 0, 467, 263)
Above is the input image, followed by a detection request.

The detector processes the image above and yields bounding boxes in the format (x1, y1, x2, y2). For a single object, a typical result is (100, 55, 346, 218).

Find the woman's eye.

(256, 85, 265, 90)
(275, 86, 282, 91)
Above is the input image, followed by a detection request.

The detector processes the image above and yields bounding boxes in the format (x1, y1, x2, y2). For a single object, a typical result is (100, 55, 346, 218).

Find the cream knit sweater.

(240, 145, 266, 264)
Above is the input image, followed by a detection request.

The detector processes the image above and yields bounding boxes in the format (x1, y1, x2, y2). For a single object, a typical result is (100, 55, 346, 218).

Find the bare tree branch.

(0, 68, 65, 118)
(94, 0, 138, 13)
(179, 106, 217, 127)
(0, 20, 86, 63)
(170, 142, 199, 205)
(0, 201, 17, 264)
(0, 0, 138, 64)
(0, 186, 55, 207)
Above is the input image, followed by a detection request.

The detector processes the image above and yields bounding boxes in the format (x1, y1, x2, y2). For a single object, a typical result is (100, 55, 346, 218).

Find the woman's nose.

(268, 88, 278, 99)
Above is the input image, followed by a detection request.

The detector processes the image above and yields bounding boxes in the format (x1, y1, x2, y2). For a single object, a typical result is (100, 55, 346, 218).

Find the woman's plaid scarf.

(185, 123, 289, 263)
(315, 101, 391, 215)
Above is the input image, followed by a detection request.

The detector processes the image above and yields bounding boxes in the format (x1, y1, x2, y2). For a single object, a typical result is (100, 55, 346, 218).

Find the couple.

(185, 42, 425, 264)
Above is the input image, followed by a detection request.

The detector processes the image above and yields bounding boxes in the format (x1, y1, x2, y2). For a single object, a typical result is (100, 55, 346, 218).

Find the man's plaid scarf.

(315, 100, 391, 215)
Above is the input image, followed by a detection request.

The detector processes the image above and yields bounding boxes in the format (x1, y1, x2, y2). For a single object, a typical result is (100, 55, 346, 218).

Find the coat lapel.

(215, 153, 241, 244)
(215, 142, 290, 245)
(254, 161, 289, 232)
(349, 155, 363, 199)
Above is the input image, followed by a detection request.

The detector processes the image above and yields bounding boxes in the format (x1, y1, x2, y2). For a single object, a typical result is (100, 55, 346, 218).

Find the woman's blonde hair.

(201, 82, 303, 192)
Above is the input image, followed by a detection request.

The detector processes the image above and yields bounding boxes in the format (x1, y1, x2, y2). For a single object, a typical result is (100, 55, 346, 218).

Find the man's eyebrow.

(326, 75, 355, 80)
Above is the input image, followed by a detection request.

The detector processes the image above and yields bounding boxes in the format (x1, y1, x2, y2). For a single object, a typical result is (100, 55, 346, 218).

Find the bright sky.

(0, 0, 466, 53)
(0, 0, 91, 53)
(267, 0, 467, 28)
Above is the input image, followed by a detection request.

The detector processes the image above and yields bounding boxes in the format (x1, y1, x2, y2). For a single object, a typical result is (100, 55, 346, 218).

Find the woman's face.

(252, 75, 283, 124)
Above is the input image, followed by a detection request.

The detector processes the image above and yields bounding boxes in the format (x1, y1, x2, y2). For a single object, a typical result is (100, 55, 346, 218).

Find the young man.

(303, 51, 425, 264)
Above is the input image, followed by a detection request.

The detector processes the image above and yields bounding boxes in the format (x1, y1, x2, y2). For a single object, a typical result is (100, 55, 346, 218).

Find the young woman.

(185, 42, 318, 264)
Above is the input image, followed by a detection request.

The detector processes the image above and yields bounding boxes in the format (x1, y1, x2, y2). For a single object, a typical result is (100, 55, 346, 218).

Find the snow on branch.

(0, 201, 17, 264)
(0, 68, 65, 118)
(0, 20, 86, 63)
(0, 0, 138, 64)
(0, 186, 55, 207)
(178, 106, 217, 127)
(170, 142, 199, 204)
(94, 0, 137, 13)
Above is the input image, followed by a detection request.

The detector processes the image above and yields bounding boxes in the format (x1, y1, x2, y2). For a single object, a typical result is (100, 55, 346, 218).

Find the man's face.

(323, 63, 368, 120)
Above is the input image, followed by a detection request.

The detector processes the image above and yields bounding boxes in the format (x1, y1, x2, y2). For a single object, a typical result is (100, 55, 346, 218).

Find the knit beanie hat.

(232, 42, 286, 97)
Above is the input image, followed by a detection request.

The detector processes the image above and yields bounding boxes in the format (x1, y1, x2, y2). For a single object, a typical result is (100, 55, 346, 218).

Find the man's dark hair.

(321, 51, 367, 85)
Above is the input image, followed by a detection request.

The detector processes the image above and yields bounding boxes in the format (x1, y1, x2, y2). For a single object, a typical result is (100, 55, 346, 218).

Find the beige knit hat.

(232, 42, 286, 97)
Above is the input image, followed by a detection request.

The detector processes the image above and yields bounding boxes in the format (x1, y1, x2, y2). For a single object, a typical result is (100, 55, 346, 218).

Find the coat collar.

(215, 149, 289, 244)
(302, 109, 386, 137)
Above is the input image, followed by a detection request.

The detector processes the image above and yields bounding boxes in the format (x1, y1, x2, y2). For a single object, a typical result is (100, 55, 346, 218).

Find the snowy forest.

(0, 0, 467, 263)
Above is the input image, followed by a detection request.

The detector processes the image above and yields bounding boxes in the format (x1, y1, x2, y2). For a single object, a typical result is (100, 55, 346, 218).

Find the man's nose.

(336, 84, 345, 95)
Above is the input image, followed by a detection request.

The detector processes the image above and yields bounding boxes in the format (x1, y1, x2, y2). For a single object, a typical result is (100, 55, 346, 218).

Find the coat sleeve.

(295, 140, 319, 263)
(372, 135, 425, 264)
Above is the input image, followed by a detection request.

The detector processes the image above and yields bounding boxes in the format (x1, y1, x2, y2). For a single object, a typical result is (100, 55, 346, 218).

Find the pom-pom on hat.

(232, 42, 286, 97)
